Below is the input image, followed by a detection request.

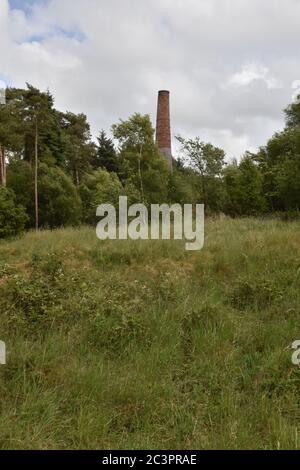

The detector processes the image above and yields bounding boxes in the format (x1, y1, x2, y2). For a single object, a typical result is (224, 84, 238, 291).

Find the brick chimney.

(156, 90, 172, 170)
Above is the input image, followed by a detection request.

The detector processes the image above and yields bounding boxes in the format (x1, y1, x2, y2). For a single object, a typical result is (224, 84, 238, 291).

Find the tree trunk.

(0, 145, 6, 187)
(138, 145, 144, 203)
(35, 118, 39, 231)
(200, 173, 206, 204)
(74, 148, 80, 187)
(75, 168, 80, 187)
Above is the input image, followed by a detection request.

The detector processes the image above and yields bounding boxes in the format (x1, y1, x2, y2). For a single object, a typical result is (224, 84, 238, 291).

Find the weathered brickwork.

(156, 90, 173, 169)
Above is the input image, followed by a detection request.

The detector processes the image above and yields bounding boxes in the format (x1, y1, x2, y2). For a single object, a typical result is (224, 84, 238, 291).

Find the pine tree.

(93, 130, 117, 172)
(60, 112, 95, 186)
(23, 84, 55, 230)
(0, 88, 24, 186)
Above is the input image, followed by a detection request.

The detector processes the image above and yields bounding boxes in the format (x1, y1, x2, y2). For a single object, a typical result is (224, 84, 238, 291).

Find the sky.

(1, 0, 300, 159)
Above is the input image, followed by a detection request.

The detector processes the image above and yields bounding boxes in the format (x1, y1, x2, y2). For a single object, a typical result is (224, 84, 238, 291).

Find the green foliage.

(93, 130, 118, 172)
(0, 186, 28, 238)
(236, 155, 265, 214)
(59, 111, 96, 185)
(6, 159, 33, 220)
(168, 166, 201, 204)
(176, 135, 226, 211)
(275, 156, 300, 210)
(6, 85, 63, 166)
(224, 155, 265, 216)
(223, 163, 241, 215)
(177, 136, 225, 178)
(113, 113, 169, 205)
(0, 89, 24, 155)
(8, 161, 82, 228)
(230, 278, 283, 310)
(38, 164, 82, 228)
(255, 103, 300, 212)
(86, 308, 151, 356)
(79, 169, 123, 224)
(285, 94, 300, 128)
(2, 83, 300, 229)
(112, 112, 155, 149)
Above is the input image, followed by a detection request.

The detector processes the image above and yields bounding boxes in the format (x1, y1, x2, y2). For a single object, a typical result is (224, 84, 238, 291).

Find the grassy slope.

(0, 218, 300, 450)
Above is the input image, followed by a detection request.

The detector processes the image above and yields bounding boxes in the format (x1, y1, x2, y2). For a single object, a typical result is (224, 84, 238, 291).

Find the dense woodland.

(0, 84, 300, 238)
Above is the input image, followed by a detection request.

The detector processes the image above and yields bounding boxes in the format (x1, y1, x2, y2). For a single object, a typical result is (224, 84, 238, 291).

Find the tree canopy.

(1, 83, 300, 238)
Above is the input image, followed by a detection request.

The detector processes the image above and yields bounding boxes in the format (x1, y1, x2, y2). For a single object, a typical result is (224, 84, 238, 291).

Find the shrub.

(0, 186, 28, 238)
(230, 278, 283, 310)
(7, 161, 82, 229)
(79, 169, 123, 224)
(38, 164, 82, 228)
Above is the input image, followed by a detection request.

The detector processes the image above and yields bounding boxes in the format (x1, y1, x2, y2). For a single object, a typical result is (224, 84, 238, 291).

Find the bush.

(230, 278, 283, 310)
(7, 161, 82, 228)
(6, 160, 33, 222)
(38, 164, 82, 228)
(79, 169, 123, 224)
(0, 186, 28, 238)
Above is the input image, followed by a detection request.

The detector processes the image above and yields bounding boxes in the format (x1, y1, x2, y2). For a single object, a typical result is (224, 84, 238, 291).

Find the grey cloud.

(1, 0, 300, 159)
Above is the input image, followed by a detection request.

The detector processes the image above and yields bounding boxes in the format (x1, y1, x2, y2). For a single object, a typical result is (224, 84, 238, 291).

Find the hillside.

(0, 218, 300, 449)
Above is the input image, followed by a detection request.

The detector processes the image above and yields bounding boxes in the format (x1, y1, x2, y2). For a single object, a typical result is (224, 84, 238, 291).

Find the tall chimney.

(156, 90, 172, 170)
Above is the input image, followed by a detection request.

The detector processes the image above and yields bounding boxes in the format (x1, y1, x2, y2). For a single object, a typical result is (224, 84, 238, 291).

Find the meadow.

(0, 217, 300, 449)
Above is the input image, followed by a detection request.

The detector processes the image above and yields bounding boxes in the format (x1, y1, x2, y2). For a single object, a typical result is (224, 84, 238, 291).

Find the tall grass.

(0, 218, 300, 449)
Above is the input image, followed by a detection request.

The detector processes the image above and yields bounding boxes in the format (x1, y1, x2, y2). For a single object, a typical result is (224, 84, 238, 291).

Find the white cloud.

(1, 0, 300, 158)
(227, 64, 282, 90)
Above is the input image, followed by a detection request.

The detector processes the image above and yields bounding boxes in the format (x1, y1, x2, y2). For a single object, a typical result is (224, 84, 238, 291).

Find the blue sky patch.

(27, 28, 87, 44)
(9, 0, 48, 12)
(9, 1, 86, 44)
